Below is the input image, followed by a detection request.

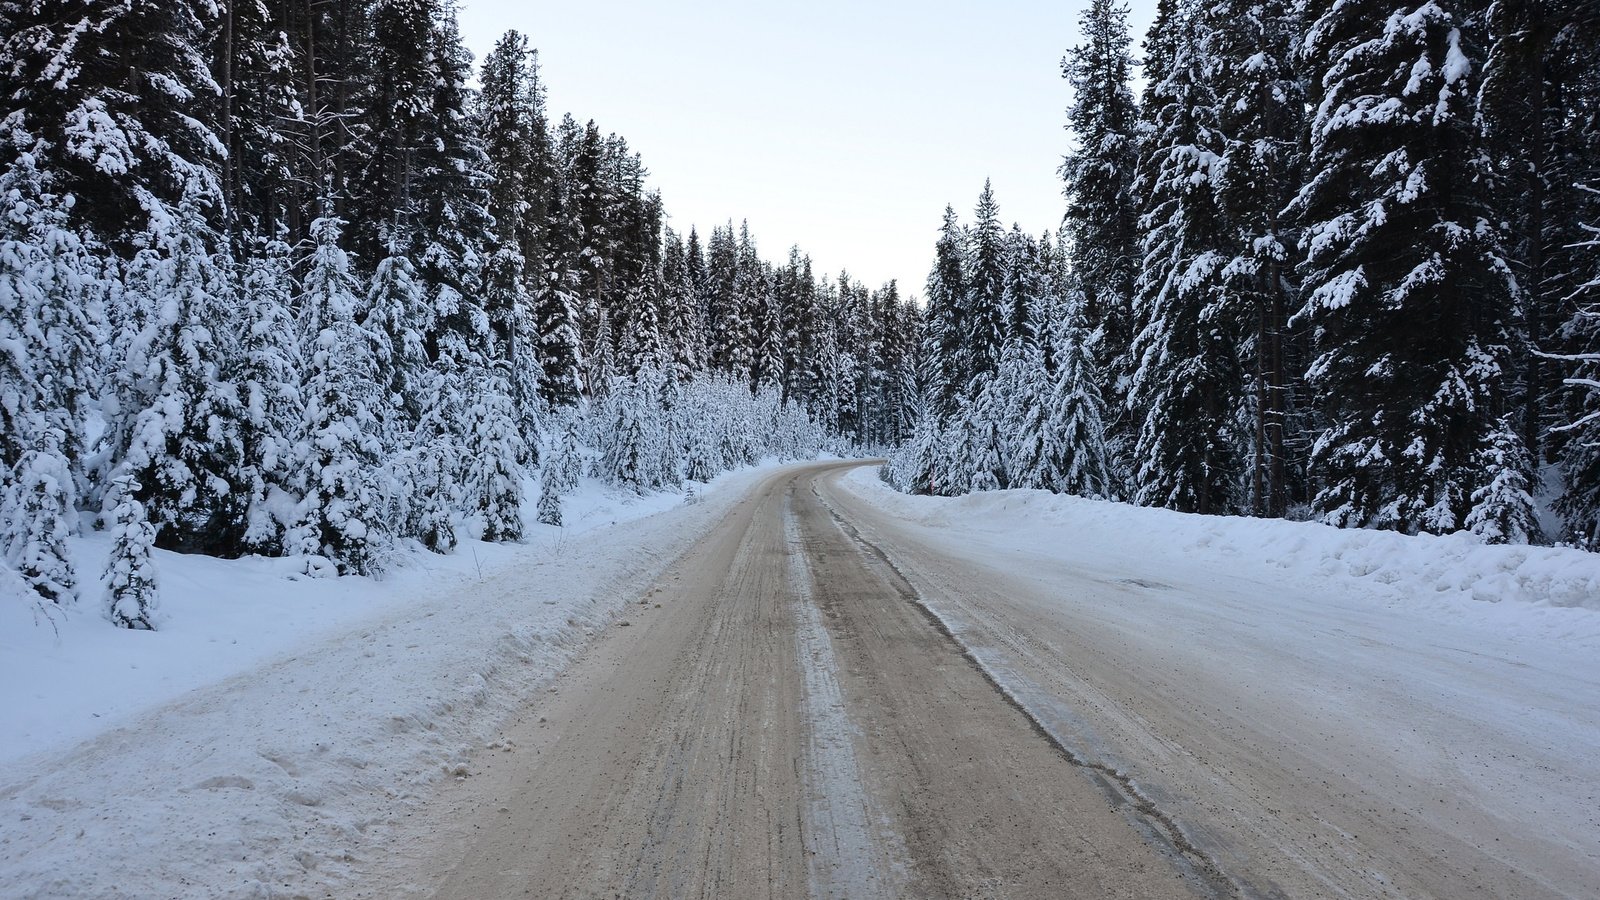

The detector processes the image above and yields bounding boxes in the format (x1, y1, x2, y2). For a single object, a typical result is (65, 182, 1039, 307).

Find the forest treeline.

(892, 0, 1600, 550)
(0, 0, 918, 627)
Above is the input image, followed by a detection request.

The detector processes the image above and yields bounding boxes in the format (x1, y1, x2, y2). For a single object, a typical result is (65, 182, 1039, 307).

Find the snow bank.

(845, 467, 1600, 644)
(0, 463, 788, 899)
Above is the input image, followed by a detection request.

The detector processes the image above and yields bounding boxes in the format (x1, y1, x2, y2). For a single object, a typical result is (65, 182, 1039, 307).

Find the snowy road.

(371, 461, 1600, 899)
(379, 462, 1189, 899)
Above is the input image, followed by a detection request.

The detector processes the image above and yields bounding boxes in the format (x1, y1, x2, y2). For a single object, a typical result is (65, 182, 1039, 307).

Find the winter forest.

(0, 0, 921, 628)
(3, 0, 1599, 633)
(891, 0, 1600, 552)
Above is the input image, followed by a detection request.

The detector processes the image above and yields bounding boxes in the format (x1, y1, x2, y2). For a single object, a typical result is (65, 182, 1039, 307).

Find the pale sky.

(457, 1, 1159, 297)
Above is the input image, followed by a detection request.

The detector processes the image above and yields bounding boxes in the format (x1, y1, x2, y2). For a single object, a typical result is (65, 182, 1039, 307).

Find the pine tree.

(6, 429, 77, 604)
(116, 190, 249, 554)
(1000, 333, 1056, 491)
(660, 227, 704, 380)
(1204, 0, 1306, 517)
(1465, 417, 1541, 544)
(0, 0, 223, 249)
(348, 0, 440, 259)
(364, 244, 433, 433)
(1480, 0, 1597, 455)
(536, 422, 581, 526)
(1060, 0, 1141, 420)
(1294, 0, 1534, 535)
(414, 439, 458, 553)
(535, 472, 563, 527)
(706, 224, 746, 378)
(963, 181, 1008, 392)
(215, 0, 302, 249)
(1046, 291, 1115, 498)
(413, 7, 496, 368)
(289, 217, 384, 575)
(102, 473, 157, 630)
(1129, 0, 1239, 515)
(0, 151, 94, 481)
(234, 242, 303, 555)
(599, 372, 664, 493)
(924, 206, 967, 419)
(1553, 192, 1600, 546)
(464, 369, 525, 542)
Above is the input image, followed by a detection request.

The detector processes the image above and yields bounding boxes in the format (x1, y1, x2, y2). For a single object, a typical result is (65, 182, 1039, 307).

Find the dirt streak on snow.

(0, 464, 793, 900)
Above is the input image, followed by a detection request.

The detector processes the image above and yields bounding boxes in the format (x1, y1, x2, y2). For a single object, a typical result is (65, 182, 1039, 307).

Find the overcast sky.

(456, 1, 1159, 296)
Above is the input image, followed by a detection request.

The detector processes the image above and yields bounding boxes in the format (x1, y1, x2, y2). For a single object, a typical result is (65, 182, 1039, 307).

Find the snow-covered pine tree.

(1203, 0, 1306, 517)
(234, 242, 303, 555)
(701, 224, 738, 378)
(478, 31, 554, 437)
(536, 420, 582, 526)
(1465, 417, 1541, 544)
(0, 150, 94, 484)
(1047, 290, 1115, 499)
(464, 368, 525, 542)
(962, 182, 1008, 394)
(414, 438, 459, 553)
(1554, 193, 1600, 547)
(963, 383, 1009, 493)
(587, 307, 618, 400)
(1543, 9, 1600, 545)
(289, 217, 385, 575)
(924, 206, 967, 420)
(116, 189, 249, 555)
(6, 429, 77, 605)
(535, 165, 587, 407)
(1128, 0, 1240, 515)
(389, 358, 464, 554)
(479, 30, 551, 274)
(535, 471, 563, 528)
(215, 0, 302, 250)
(364, 244, 433, 437)
(484, 247, 544, 454)
(348, 0, 440, 261)
(414, 7, 497, 370)
(0, 0, 223, 250)
(751, 266, 786, 395)
(1480, 0, 1599, 455)
(726, 222, 763, 384)
(1060, 0, 1141, 425)
(1294, 0, 1535, 536)
(660, 227, 704, 381)
(1000, 331, 1057, 491)
(1001, 226, 1043, 346)
(102, 472, 157, 630)
(599, 368, 672, 493)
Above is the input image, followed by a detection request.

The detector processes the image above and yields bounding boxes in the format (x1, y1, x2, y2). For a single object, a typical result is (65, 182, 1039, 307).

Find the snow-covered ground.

(835, 467, 1600, 896)
(0, 462, 796, 899)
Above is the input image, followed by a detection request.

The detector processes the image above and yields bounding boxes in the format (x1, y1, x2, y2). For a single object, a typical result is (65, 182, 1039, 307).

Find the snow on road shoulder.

(841, 467, 1600, 646)
(0, 463, 789, 900)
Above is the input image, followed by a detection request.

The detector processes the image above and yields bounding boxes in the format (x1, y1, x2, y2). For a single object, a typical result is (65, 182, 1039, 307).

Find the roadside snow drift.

(849, 468, 1600, 643)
